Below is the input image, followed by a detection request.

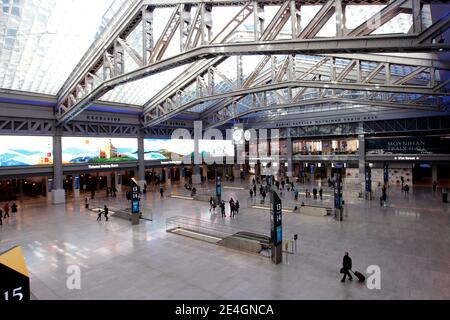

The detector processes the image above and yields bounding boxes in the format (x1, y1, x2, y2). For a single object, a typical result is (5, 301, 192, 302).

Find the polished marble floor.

(0, 179, 449, 300)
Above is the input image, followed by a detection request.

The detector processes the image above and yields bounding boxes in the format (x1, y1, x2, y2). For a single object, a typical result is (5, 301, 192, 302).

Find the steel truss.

(142, 52, 448, 128)
(61, 122, 140, 137)
(54, 0, 450, 126)
(0, 117, 54, 135)
(282, 115, 450, 138)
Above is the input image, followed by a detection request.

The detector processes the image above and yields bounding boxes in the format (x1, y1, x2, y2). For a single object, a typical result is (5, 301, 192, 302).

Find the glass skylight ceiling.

(0, 0, 125, 95)
(0, 0, 435, 115)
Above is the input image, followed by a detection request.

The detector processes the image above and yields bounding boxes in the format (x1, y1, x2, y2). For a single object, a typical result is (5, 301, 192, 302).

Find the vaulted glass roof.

(0, 0, 125, 94)
(0, 0, 441, 122)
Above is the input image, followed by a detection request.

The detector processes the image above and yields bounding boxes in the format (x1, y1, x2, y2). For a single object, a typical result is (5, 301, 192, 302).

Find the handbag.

(340, 267, 345, 274)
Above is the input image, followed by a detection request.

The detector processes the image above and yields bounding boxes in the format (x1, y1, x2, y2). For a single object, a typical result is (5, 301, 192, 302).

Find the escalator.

(218, 231, 272, 256)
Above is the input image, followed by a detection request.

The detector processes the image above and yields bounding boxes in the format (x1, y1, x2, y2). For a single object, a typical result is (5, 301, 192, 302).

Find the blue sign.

(365, 167, 372, 192)
(383, 162, 389, 183)
(216, 176, 222, 197)
(74, 176, 79, 190)
(270, 191, 282, 246)
(334, 174, 342, 209)
(310, 164, 315, 175)
(132, 200, 139, 214)
(131, 179, 140, 214)
(276, 226, 282, 244)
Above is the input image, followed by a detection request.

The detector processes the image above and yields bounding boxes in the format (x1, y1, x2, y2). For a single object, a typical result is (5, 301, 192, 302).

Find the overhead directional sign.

(0, 246, 30, 301)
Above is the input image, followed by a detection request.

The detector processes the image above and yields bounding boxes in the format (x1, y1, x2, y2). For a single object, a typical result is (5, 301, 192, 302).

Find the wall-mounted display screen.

(366, 136, 450, 155)
(0, 136, 53, 167)
(62, 137, 138, 164)
(144, 139, 194, 161)
(144, 139, 234, 161)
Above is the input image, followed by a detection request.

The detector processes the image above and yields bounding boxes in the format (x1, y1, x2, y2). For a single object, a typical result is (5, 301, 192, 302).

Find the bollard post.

(294, 234, 298, 253)
(285, 242, 289, 264)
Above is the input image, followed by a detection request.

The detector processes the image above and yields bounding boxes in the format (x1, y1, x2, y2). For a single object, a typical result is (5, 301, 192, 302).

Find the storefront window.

(292, 138, 357, 155)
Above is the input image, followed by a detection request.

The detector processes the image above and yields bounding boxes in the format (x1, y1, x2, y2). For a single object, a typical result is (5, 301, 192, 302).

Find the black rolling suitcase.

(352, 270, 365, 282)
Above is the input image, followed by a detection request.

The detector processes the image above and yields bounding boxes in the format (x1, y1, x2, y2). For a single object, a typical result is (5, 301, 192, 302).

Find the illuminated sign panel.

(0, 136, 52, 167)
(62, 137, 138, 164)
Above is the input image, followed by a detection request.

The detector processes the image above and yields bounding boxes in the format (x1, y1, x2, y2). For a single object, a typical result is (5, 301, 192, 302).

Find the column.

(96, 173, 100, 191)
(73, 174, 80, 199)
(286, 137, 293, 178)
(19, 178, 24, 203)
(201, 165, 207, 183)
(115, 172, 122, 193)
(106, 173, 112, 189)
(165, 168, 172, 187)
(137, 135, 146, 190)
(192, 130, 202, 184)
(358, 133, 366, 194)
(180, 166, 185, 185)
(233, 164, 241, 181)
(432, 165, 438, 184)
(52, 129, 65, 204)
(326, 165, 332, 180)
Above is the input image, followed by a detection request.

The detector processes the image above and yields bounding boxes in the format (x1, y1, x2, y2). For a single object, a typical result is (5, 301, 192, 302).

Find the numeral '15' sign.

(0, 246, 30, 301)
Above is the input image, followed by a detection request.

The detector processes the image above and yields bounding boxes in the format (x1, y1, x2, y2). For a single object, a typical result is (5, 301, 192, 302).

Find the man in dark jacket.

(341, 252, 353, 282)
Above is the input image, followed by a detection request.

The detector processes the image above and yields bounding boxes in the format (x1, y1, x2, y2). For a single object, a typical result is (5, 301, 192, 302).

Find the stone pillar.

(192, 165, 201, 184)
(180, 167, 185, 185)
(115, 172, 122, 193)
(286, 137, 293, 178)
(19, 178, 24, 203)
(358, 133, 366, 193)
(192, 126, 202, 184)
(432, 165, 438, 184)
(106, 173, 112, 188)
(52, 129, 65, 204)
(233, 164, 241, 180)
(165, 168, 172, 187)
(96, 173, 100, 191)
(326, 165, 332, 180)
(137, 135, 146, 190)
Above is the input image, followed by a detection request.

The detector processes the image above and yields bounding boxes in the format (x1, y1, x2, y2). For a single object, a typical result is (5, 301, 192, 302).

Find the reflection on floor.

(0, 180, 449, 300)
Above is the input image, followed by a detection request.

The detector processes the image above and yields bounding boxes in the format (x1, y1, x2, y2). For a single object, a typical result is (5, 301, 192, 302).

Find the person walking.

(104, 205, 109, 221)
(3, 203, 10, 218)
(160, 187, 164, 198)
(209, 197, 215, 213)
(106, 187, 110, 197)
(229, 198, 235, 217)
(235, 200, 240, 215)
(400, 176, 404, 187)
(253, 184, 257, 195)
(249, 189, 253, 198)
(91, 189, 95, 200)
(404, 184, 410, 196)
(97, 209, 102, 221)
(220, 201, 226, 218)
(313, 188, 318, 200)
(341, 252, 353, 282)
(294, 190, 299, 201)
(112, 187, 117, 197)
(0, 209, 2, 226)
(319, 188, 323, 200)
(381, 185, 387, 206)
(11, 203, 18, 215)
(85, 197, 89, 209)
